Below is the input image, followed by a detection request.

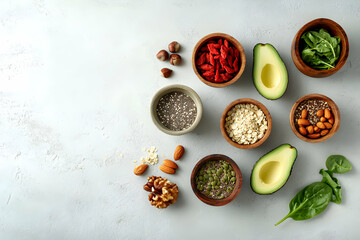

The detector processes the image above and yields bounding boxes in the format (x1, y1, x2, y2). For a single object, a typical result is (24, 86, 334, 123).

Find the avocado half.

(251, 144, 297, 195)
(253, 43, 288, 100)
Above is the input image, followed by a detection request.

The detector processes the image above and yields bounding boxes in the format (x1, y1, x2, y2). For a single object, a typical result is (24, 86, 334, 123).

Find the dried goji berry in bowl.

(192, 33, 246, 88)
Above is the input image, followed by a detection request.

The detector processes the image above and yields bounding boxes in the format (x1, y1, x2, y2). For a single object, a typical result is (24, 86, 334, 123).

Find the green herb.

(275, 182, 332, 226)
(301, 28, 341, 70)
(276, 155, 352, 225)
(326, 155, 352, 174)
(320, 169, 342, 204)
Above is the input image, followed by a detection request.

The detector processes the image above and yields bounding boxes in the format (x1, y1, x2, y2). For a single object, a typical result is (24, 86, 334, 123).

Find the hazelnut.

(161, 68, 172, 78)
(156, 50, 169, 61)
(169, 54, 182, 65)
(168, 41, 181, 53)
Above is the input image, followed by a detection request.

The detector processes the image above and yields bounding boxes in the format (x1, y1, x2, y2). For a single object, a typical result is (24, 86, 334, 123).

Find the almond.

(299, 126, 307, 136)
(316, 109, 324, 117)
(308, 133, 321, 139)
(298, 119, 310, 126)
(133, 164, 148, 176)
(316, 122, 326, 129)
(324, 122, 333, 129)
(306, 125, 314, 134)
(159, 165, 175, 174)
(163, 159, 178, 169)
(328, 117, 334, 125)
(321, 129, 329, 136)
(174, 145, 185, 161)
(324, 108, 331, 119)
(314, 126, 320, 132)
(301, 109, 308, 119)
(320, 117, 326, 122)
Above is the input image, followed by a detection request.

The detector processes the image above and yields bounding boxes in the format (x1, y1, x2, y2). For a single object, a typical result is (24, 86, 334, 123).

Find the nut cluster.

(144, 176, 179, 209)
(225, 103, 268, 145)
(297, 108, 334, 138)
(156, 41, 182, 78)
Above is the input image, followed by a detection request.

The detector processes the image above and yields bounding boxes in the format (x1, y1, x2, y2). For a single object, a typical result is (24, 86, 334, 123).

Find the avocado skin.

(250, 144, 298, 195)
(252, 43, 289, 100)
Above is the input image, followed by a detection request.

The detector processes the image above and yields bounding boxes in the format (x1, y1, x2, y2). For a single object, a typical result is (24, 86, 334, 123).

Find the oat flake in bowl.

(225, 103, 268, 145)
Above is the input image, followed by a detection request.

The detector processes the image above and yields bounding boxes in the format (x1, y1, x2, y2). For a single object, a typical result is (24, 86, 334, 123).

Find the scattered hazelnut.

(168, 41, 181, 53)
(161, 68, 172, 78)
(169, 54, 182, 66)
(156, 50, 169, 61)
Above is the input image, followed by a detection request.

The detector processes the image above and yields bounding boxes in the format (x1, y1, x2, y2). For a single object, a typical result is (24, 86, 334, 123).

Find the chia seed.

(294, 99, 330, 127)
(156, 91, 197, 131)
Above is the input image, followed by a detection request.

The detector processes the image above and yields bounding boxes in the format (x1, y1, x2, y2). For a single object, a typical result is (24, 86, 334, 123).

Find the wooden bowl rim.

(291, 18, 349, 78)
(220, 98, 272, 149)
(190, 154, 242, 206)
(191, 32, 246, 88)
(289, 93, 341, 143)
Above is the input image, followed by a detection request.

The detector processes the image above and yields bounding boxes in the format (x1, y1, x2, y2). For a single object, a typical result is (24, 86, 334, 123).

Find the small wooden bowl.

(192, 33, 246, 88)
(291, 18, 349, 78)
(190, 154, 242, 206)
(220, 98, 272, 149)
(289, 93, 340, 143)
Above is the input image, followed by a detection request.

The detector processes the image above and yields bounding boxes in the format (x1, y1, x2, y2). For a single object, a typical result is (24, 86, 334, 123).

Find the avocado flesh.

(251, 144, 297, 194)
(253, 44, 288, 100)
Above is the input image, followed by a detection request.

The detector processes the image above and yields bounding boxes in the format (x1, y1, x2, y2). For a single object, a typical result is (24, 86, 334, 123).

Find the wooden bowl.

(190, 154, 242, 206)
(192, 33, 246, 88)
(220, 98, 272, 149)
(291, 18, 349, 78)
(289, 93, 340, 143)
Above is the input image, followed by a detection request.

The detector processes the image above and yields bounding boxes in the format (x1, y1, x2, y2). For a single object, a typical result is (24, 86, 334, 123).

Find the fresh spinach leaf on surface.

(326, 155, 352, 174)
(275, 182, 332, 226)
(300, 28, 341, 70)
(320, 169, 342, 204)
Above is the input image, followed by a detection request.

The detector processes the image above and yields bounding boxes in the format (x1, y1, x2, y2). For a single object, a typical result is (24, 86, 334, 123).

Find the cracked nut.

(168, 41, 181, 53)
(161, 68, 172, 78)
(169, 54, 182, 65)
(156, 50, 169, 61)
(144, 176, 179, 209)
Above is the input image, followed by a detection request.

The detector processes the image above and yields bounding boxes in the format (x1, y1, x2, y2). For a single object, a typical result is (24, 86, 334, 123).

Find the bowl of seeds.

(220, 98, 272, 149)
(190, 154, 242, 206)
(150, 84, 203, 135)
(290, 93, 340, 143)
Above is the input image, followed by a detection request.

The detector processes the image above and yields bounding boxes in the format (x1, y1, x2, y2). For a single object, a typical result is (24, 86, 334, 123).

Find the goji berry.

(212, 43, 221, 49)
(196, 52, 206, 65)
(224, 39, 229, 48)
(200, 64, 214, 71)
(228, 47, 234, 57)
(208, 44, 219, 55)
(209, 54, 215, 66)
(200, 46, 209, 52)
(206, 53, 210, 63)
(233, 57, 239, 72)
(227, 54, 233, 67)
(220, 45, 228, 59)
(219, 56, 228, 68)
(220, 73, 231, 81)
(215, 63, 220, 82)
(213, 55, 220, 60)
(233, 48, 240, 59)
(203, 71, 215, 77)
(218, 39, 223, 45)
(224, 65, 235, 74)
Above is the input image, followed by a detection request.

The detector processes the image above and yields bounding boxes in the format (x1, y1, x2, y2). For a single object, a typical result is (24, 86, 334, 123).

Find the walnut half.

(144, 176, 179, 209)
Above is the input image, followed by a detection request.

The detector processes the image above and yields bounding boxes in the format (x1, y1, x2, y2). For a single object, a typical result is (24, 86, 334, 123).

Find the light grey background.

(0, 0, 359, 239)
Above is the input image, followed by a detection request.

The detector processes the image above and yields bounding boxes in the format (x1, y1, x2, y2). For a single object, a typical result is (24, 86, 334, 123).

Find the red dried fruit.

(218, 39, 223, 45)
(233, 57, 239, 72)
(206, 53, 210, 63)
(220, 45, 228, 59)
(203, 71, 215, 77)
(224, 39, 229, 48)
(199, 64, 214, 71)
(229, 47, 234, 57)
(234, 48, 240, 59)
(220, 73, 231, 81)
(208, 44, 220, 55)
(224, 65, 235, 74)
(196, 52, 206, 65)
(215, 63, 220, 82)
(227, 54, 233, 67)
(213, 55, 220, 60)
(219, 56, 228, 68)
(209, 54, 215, 66)
(212, 43, 221, 49)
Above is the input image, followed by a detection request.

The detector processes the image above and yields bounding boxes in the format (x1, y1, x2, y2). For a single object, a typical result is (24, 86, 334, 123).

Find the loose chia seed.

(294, 99, 330, 127)
(156, 91, 197, 131)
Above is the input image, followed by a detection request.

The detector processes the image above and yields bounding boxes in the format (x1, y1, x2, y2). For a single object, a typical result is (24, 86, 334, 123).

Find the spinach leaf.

(320, 169, 342, 204)
(300, 28, 341, 70)
(275, 182, 332, 225)
(326, 155, 352, 174)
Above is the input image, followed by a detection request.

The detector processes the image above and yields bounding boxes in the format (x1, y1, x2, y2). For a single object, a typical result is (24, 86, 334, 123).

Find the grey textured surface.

(0, 1, 359, 239)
